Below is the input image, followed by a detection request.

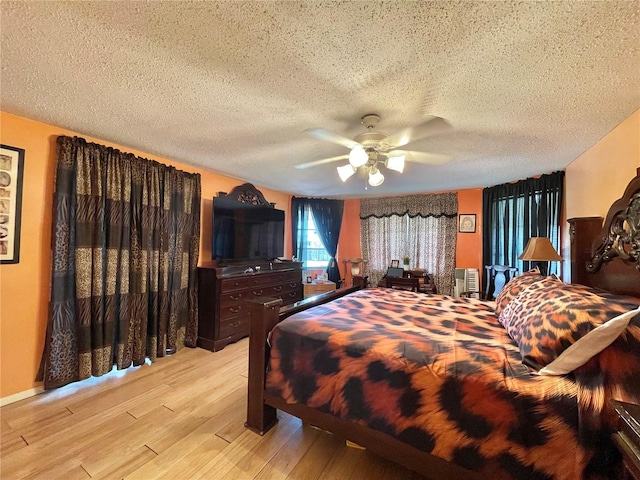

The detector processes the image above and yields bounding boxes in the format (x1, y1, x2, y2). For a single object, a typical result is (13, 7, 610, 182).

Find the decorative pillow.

(538, 307, 640, 375)
(572, 309, 640, 405)
(494, 268, 543, 316)
(498, 276, 633, 371)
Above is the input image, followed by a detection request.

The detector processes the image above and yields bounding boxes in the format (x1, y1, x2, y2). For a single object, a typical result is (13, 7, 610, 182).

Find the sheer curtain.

(360, 193, 458, 294)
(482, 171, 564, 283)
(41, 136, 201, 389)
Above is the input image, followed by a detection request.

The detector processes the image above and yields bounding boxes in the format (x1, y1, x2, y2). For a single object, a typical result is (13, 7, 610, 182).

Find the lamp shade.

(368, 167, 384, 186)
(337, 164, 356, 182)
(348, 146, 368, 168)
(386, 154, 405, 173)
(518, 237, 562, 261)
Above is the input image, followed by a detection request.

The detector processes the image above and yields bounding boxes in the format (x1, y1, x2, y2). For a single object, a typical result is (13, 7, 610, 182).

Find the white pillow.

(537, 306, 640, 376)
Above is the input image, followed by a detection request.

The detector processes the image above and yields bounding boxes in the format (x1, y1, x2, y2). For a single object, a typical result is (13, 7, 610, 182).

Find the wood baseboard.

(1, 386, 44, 406)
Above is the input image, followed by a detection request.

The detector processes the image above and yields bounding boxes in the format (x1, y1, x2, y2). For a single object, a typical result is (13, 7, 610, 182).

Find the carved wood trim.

(588, 168, 640, 273)
(222, 183, 274, 207)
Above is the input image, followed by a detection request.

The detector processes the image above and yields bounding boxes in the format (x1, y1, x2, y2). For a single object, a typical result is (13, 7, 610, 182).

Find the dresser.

(198, 262, 303, 351)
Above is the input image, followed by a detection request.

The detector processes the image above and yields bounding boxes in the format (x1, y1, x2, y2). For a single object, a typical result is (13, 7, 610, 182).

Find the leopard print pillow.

(494, 268, 543, 316)
(498, 276, 631, 370)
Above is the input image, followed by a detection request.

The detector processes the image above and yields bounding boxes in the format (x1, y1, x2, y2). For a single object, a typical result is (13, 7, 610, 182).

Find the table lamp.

(518, 237, 562, 276)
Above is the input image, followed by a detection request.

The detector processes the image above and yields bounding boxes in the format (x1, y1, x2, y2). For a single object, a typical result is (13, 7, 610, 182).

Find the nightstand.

(611, 400, 640, 480)
(352, 275, 369, 289)
(303, 280, 336, 298)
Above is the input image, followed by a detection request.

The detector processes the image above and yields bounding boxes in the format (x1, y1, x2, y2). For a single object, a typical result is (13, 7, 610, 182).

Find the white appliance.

(454, 268, 480, 298)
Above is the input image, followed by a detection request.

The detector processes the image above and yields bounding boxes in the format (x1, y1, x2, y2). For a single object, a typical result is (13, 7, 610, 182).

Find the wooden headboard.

(571, 167, 640, 298)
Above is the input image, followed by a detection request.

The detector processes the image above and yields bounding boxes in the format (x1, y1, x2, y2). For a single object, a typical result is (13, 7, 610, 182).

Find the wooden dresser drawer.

(219, 315, 249, 339)
(219, 290, 245, 308)
(280, 280, 301, 295)
(219, 303, 246, 320)
(283, 271, 302, 282)
(279, 289, 302, 305)
(220, 277, 248, 292)
(249, 272, 286, 287)
(247, 287, 270, 299)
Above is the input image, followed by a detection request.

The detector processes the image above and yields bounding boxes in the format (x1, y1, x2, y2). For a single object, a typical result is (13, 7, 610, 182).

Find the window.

(483, 171, 564, 277)
(298, 208, 332, 269)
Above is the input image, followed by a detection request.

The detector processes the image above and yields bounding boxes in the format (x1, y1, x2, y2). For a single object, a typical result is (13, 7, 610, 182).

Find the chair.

(387, 276, 420, 292)
(485, 265, 518, 300)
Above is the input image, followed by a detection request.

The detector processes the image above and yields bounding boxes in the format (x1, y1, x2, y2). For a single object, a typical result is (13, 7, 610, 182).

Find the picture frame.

(0, 144, 25, 264)
(459, 214, 476, 233)
(391, 259, 400, 268)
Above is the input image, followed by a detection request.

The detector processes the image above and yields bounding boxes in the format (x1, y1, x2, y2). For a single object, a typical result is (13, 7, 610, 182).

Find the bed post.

(245, 297, 282, 434)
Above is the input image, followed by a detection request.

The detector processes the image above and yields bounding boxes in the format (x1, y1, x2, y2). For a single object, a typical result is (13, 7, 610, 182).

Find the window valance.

(360, 192, 458, 219)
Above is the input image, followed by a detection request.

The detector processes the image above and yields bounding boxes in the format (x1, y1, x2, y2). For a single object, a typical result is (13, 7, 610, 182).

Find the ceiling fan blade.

(390, 150, 450, 165)
(384, 116, 451, 149)
(295, 154, 349, 170)
(305, 128, 361, 150)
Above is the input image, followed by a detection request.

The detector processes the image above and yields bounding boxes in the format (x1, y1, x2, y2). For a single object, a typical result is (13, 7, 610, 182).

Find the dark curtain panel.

(291, 196, 309, 263)
(42, 136, 201, 389)
(482, 171, 564, 286)
(291, 197, 344, 285)
(308, 198, 344, 285)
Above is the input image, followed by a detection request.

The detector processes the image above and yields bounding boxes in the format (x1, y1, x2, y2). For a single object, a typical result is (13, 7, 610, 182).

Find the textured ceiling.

(1, 1, 639, 198)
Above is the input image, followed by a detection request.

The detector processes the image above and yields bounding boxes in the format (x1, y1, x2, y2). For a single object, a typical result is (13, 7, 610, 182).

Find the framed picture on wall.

(459, 214, 476, 233)
(0, 144, 25, 264)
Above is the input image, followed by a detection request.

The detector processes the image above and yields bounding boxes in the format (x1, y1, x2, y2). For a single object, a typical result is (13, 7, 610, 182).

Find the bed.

(245, 169, 640, 480)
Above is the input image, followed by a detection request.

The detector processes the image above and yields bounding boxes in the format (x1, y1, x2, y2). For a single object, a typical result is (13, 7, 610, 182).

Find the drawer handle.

(252, 290, 263, 296)
(288, 292, 297, 298)
(229, 306, 241, 313)
(229, 321, 241, 328)
(288, 282, 297, 288)
(229, 294, 241, 301)
(273, 285, 282, 292)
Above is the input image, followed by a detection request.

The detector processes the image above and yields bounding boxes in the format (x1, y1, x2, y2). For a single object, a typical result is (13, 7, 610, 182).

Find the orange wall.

(456, 189, 483, 273)
(336, 199, 362, 285)
(0, 111, 292, 399)
(562, 109, 640, 279)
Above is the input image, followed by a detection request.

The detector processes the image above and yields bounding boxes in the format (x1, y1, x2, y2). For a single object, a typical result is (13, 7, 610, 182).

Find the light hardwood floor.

(1, 338, 426, 479)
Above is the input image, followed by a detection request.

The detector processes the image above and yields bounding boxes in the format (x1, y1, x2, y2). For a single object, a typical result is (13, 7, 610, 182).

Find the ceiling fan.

(296, 114, 451, 187)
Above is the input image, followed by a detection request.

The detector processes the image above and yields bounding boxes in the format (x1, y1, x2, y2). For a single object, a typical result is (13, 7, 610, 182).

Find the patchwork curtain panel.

(41, 136, 201, 389)
(360, 192, 457, 294)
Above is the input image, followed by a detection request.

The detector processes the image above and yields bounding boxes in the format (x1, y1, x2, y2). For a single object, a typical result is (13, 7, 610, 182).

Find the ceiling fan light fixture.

(368, 167, 384, 186)
(348, 146, 368, 168)
(337, 164, 356, 182)
(386, 154, 405, 173)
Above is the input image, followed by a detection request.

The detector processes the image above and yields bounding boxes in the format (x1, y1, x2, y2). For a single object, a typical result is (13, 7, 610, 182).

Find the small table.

(303, 280, 336, 298)
(611, 400, 640, 479)
(377, 272, 437, 294)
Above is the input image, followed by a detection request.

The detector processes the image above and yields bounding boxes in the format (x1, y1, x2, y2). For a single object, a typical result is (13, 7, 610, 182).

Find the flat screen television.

(212, 197, 285, 262)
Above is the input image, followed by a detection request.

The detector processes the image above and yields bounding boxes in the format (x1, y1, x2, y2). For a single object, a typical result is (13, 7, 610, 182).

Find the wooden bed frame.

(245, 168, 640, 479)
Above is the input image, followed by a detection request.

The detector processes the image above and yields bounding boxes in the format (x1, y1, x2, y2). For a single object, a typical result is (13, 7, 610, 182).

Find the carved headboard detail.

(588, 167, 640, 273)
(219, 183, 275, 208)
